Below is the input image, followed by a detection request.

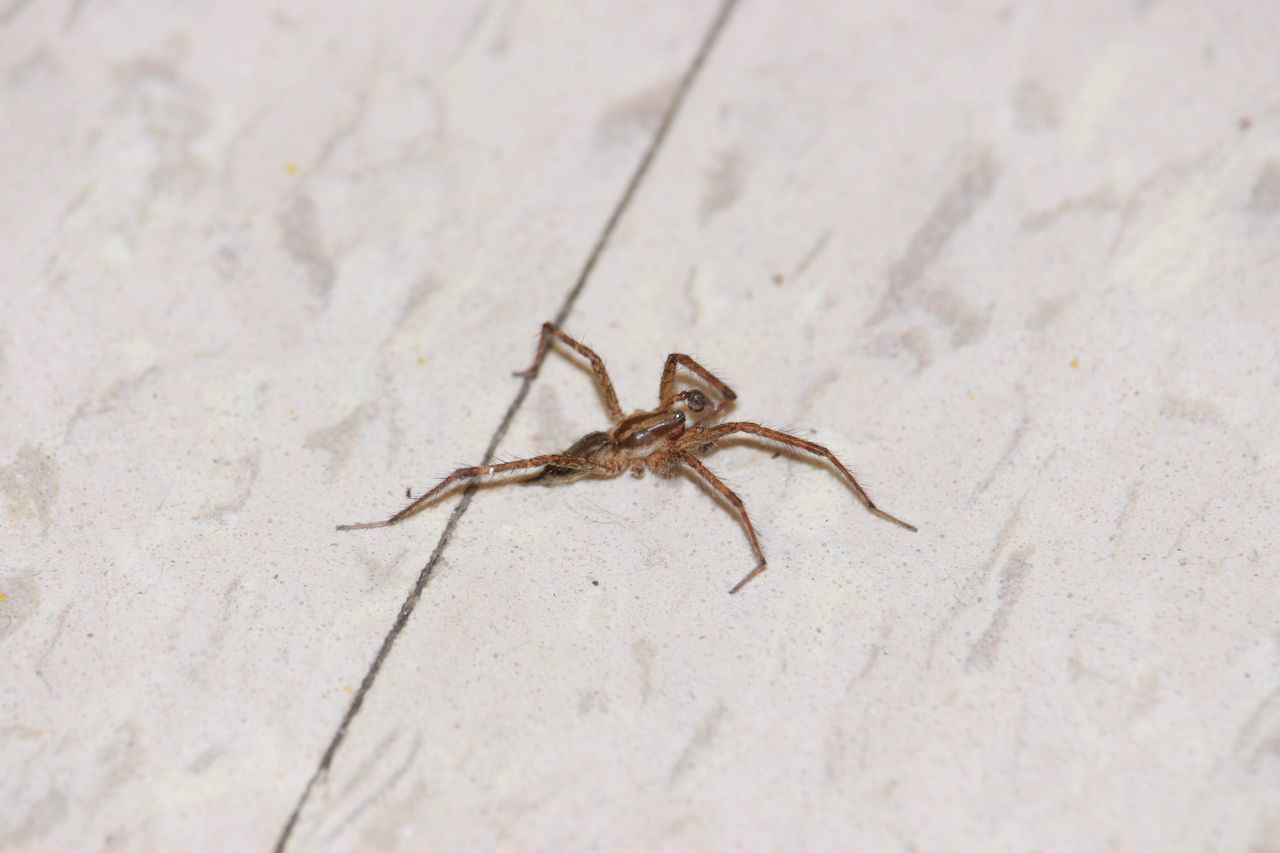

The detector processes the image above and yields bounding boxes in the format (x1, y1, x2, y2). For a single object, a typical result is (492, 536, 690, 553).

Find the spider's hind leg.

(337, 453, 620, 530)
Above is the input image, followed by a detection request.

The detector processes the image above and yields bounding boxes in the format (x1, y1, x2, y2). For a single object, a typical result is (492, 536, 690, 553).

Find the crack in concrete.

(965, 546, 1036, 671)
(669, 700, 728, 784)
(869, 149, 999, 325)
(273, 4, 743, 847)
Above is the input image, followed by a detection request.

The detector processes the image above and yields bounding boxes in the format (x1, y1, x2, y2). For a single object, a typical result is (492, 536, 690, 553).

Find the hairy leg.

(675, 422, 916, 531)
(514, 322, 623, 421)
(679, 454, 769, 594)
(338, 454, 620, 530)
(658, 353, 737, 414)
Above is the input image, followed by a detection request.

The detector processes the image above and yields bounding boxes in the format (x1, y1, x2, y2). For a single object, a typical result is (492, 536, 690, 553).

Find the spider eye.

(686, 390, 708, 412)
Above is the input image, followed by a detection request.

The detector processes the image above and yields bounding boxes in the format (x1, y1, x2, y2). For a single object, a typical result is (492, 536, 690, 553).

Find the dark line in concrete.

(272, 3, 739, 849)
(549, 0, 738, 327)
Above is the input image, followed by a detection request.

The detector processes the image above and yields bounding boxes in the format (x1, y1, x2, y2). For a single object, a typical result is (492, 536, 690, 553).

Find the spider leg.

(675, 422, 916, 531)
(679, 454, 768, 594)
(659, 353, 737, 414)
(513, 322, 624, 421)
(337, 454, 620, 530)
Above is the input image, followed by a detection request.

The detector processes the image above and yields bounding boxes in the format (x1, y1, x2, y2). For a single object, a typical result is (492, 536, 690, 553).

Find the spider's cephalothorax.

(538, 388, 712, 484)
(339, 323, 915, 594)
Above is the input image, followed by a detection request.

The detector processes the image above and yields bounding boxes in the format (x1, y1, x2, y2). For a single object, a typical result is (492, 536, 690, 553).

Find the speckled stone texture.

(3, 1, 1279, 851)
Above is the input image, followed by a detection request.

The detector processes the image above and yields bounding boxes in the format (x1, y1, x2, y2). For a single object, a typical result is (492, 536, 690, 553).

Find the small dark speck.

(1239, 116, 1252, 131)
(592, 580, 600, 587)
(405, 487, 412, 498)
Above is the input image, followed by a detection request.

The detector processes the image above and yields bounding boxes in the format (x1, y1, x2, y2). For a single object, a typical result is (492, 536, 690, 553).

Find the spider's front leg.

(513, 322, 624, 421)
(675, 422, 916, 531)
(677, 453, 769, 594)
(337, 454, 621, 530)
(659, 353, 737, 415)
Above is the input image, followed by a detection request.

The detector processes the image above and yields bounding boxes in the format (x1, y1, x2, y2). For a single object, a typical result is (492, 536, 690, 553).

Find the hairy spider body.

(534, 430, 614, 484)
(339, 322, 915, 593)
(537, 408, 687, 484)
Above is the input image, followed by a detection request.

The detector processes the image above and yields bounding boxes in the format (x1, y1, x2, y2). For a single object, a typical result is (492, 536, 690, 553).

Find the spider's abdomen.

(535, 430, 613, 485)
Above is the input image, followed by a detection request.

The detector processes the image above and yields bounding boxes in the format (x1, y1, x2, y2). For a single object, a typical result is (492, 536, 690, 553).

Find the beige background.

(3, 1, 1279, 850)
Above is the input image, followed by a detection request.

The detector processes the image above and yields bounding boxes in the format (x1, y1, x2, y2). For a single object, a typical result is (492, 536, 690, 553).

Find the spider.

(338, 322, 916, 593)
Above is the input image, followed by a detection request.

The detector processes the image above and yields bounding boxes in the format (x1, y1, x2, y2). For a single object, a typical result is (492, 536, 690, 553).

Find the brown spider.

(338, 322, 916, 593)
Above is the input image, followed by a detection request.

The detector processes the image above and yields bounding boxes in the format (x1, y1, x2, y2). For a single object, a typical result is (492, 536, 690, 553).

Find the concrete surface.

(3, 1, 1279, 851)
